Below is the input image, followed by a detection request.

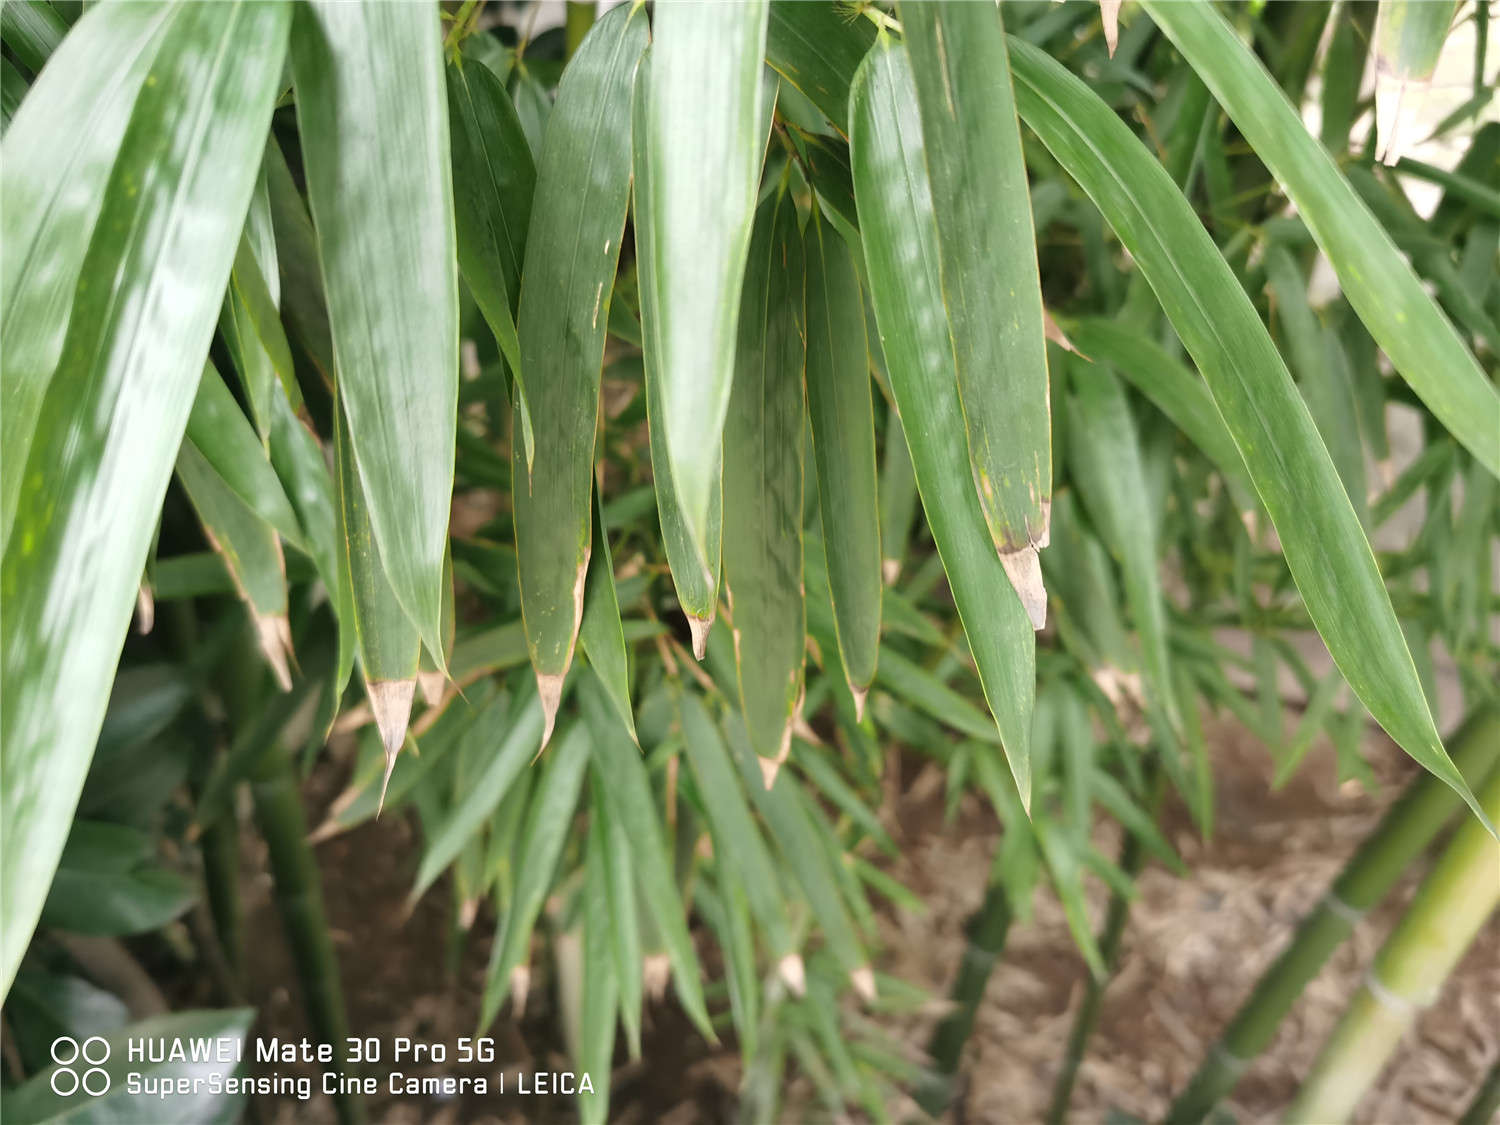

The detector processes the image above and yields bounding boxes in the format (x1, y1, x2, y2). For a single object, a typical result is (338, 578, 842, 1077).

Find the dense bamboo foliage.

(2, 1, 1496, 1121)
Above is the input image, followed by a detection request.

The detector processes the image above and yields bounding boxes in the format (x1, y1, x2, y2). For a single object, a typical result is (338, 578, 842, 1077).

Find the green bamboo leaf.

(478, 722, 590, 1033)
(184, 364, 304, 550)
(40, 821, 195, 937)
(694, 879, 760, 1059)
(512, 2, 646, 745)
(578, 493, 637, 742)
(1140, 0, 1500, 478)
(0, 0, 66, 74)
(594, 782, 643, 1059)
(1064, 318, 1253, 505)
(176, 444, 292, 692)
(580, 808, 619, 1125)
(851, 35, 1034, 809)
(291, 0, 458, 661)
(1, 59, 25, 128)
(632, 55, 721, 654)
(805, 206, 881, 707)
(1372, 0, 1460, 165)
(0, 0, 288, 998)
(0, 0, 174, 545)
(875, 648, 998, 746)
(878, 410, 918, 585)
(725, 714, 872, 1000)
(642, 0, 771, 565)
(765, 0, 875, 136)
(1007, 35, 1490, 832)
(579, 673, 714, 1038)
(1263, 243, 1368, 526)
(1065, 361, 1179, 735)
(333, 389, 420, 798)
(263, 138, 333, 384)
(679, 692, 799, 969)
(901, 0, 1052, 627)
(723, 188, 807, 784)
(447, 50, 536, 458)
(409, 687, 544, 902)
(220, 226, 299, 440)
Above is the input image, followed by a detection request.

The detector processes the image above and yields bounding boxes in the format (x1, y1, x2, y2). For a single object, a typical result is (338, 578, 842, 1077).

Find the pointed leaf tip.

(758, 754, 782, 790)
(687, 613, 712, 661)
(850, 682, 869, 724)
(510, 965, 531, 1018)
(254, 614, 295, 692)
(417, 669, 445, 708)
(537, 671, 565, 749)
(1101, 0, 1121, 56)
(778, 953, 807, 997)
(999, 546, 1047, 630)
(850, 965, 877, 1003)
(135, 583, 155, 635)
(368, 678, 415, 816)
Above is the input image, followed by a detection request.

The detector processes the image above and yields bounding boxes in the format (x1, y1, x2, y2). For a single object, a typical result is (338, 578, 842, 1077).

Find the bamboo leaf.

(579, 673, 714, 1039)
(765, 0, 875, 136)
(580, 808, 619, 1125)
(511, 2, 646, 745)
(722, 188, 807, 783)
(1007, 35, 1490, 831)
(333, 389, 419, 792)
(184, 364, 305, 550)
(642, 0, 771, 565)
(409, 687, 544, 902)
(594, 782, 643, 1059)
(578, 493, 637, 742)
(0, 0, 289, 1001)
(679, 692, 798, 963)
(1065, 361, 1180, 734)
(1140, 0, 1500, 478)
(291, 0, 458, 660)
(1372, 0, 1460, 165)
(447, 49, 536, 458)
(478, 722, 591, 1033)
(851, 35, 1034, 808)
(0, 0, 174, 545)
(0, 1, 66, 75)
(1064, 318, 1254, 506)
(805, 206, 882, 704)
(725, 713, 871, 997)
(263, 138, 333, 384)
(632, 55, 721, 652)
(901, 0, 1052, 626)
(176, 444, 293, 691)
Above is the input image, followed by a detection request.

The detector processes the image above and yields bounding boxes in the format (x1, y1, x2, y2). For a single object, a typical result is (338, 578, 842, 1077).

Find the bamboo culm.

(1286, 760, 1500, 1122)
(1166, 706, 1500, 1124)
(251, 738, 366, 1125)
(913, 881, 1013, 1116)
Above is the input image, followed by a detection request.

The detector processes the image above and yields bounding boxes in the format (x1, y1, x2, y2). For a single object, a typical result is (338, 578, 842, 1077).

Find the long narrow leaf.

(1007, 35, 1489, 830)
(511, 2, 646, 744)
(805, 207, 881, 706)
(851, 35, 1035, 808)
(722, 188, 807, 783)
(901, 0, 1052, 626)
(291, 0, 458, 659)
(1141, 0, 1500, 478)
(642, 0, 771, 565)
(0, 0, 289, 996)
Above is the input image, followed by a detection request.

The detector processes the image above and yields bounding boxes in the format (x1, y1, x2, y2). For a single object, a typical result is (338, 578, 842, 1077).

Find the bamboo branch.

(1165, 706, 1500, 1124)
(1286, 761, 1500, 1122)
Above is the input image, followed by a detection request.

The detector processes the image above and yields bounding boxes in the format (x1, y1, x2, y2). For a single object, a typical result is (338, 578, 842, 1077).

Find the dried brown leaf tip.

(368, 677, 417, 816)
(1101, 0, 1122, 57)
(687, 612, 712, 661)
(999, 545, 1047, 631)
(849, 681, 869, 724)
(536, 670, 565, 750)
(254, 612, 295, 692)
(135, 582, 156, 635)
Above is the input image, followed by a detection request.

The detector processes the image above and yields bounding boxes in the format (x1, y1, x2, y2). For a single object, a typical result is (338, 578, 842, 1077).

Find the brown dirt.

(234, 718, 1498, 1124)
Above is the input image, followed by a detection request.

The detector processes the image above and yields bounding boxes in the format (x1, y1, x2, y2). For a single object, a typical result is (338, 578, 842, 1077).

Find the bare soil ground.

(241, 717, 1499, 1124)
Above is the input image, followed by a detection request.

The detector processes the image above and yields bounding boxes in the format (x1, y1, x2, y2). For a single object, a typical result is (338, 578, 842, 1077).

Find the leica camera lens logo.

(49, 1036, 111, 1097)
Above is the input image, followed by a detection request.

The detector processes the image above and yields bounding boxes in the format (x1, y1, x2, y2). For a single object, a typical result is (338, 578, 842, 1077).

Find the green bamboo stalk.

(251, 739, 365, 1125)
(1458, 1060, 1500, 1125)
(913, 882, 1013, 1116)
(1287, 762, 1500, 1122)
(1046, 831, 1145, 1125)
(1166, 706, 1500, 1124)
